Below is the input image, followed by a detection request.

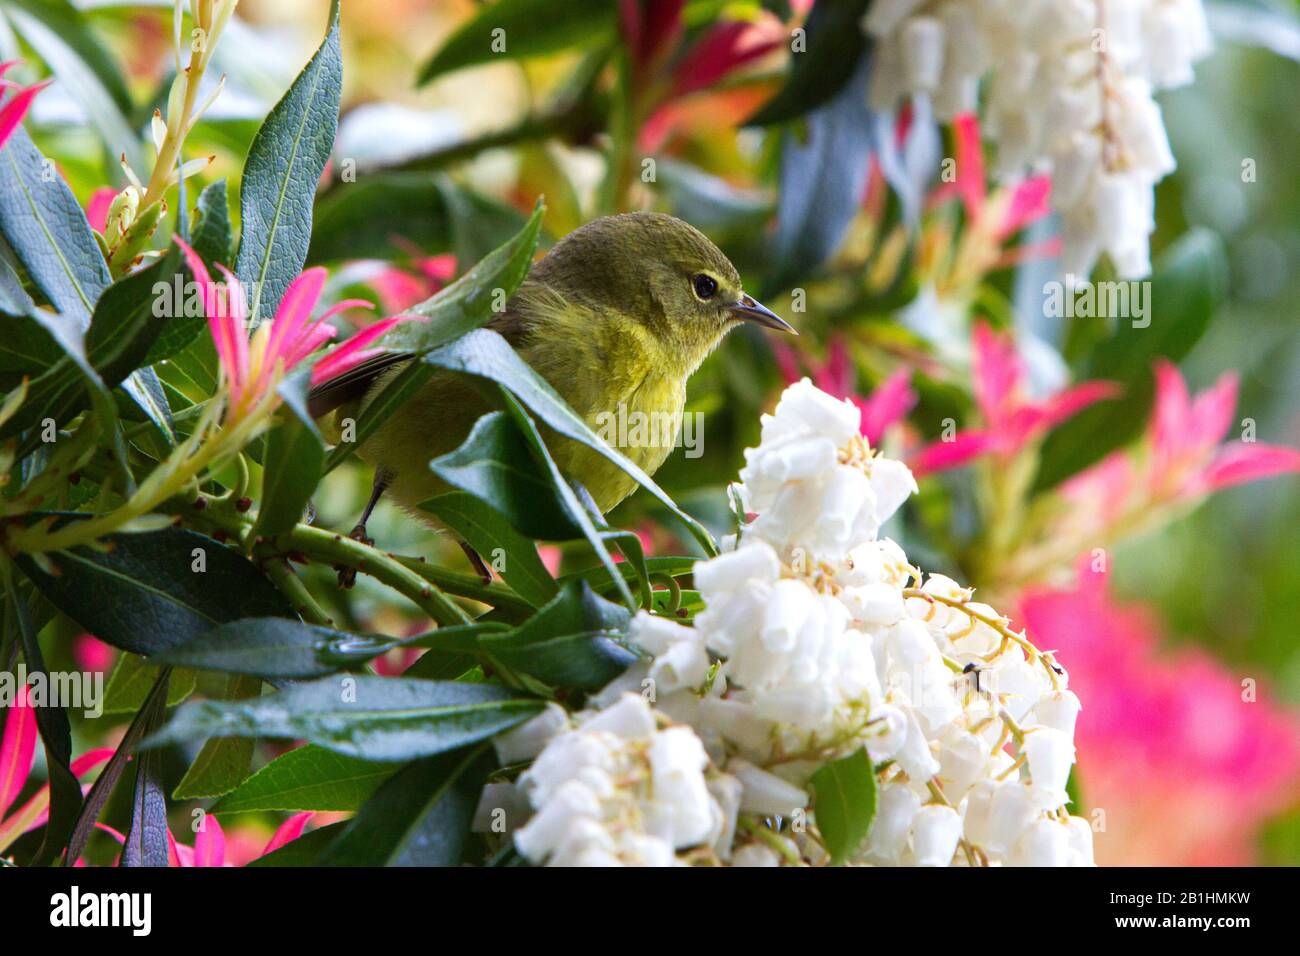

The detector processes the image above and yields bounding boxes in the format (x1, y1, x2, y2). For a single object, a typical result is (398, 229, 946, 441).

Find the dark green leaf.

(430, 410, 582, 540)
(142, 180, 230, 365)
(420, 491, 559, 609)
(0, 126, 109, 322)
(17, 522, 297, 656)
(65, 667, 172, 866)
(1035, 230, 1227, 488)
(746, 0, 872, 125)
(321, 200, 544, 472)
(155, 617, 396, 680)
(172, 673, 263, 799)
(316, 745, 494, 866)
(234, 0, 342, 323)
(482, 579, 635, 690)
(422, 329, 717, 556)
(147, 676, 544, 762)
(417, 0, 615, 85)
(214, 744, 396, 814)
(120, 671, 171, 868)
(810, 746, 877, 865)
(104, 652, 196, 714)
(253, 409, 324, 537)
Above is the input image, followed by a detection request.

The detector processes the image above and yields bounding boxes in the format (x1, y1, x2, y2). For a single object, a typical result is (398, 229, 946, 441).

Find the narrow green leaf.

(417, 0, 616, 85)
(0, 126, 109, 322)
(173, 673, 262, 799)
(745, 0, 872, 126)
(482, 579, 635, 690)
(810, 747, 877, 865)
(65, 667, 173, 866)
(234, 0, 342, 323)
(147, 676, 544, 762)
(316, 745, 494, 866)
(120, 671, 171, 868)
(155, 617, 396, 680)
(214, 744, 396, 814)
(321, 200, 544, 472)
(104, 653, 196, 714)
(17, 522, 297, 656)
(419, 491, 558, 609)
(429, 410, 582, 540)
(422, 330, 717, 556)
(253, 411, 324, 537)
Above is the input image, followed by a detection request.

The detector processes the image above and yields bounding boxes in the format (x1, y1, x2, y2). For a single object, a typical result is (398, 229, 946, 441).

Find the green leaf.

(745, 0, 873, 126)
(422, 329, 717, 557)
(17, 522, 297, 656)
(3, 0, 143, 173)
(1035, 230, 1228, 489)
(420, 491, 559, 609)
(482, 579, 635, 690)
(384, 198, 545, 352)
(120, 669, 171, 868)
(0, 245, 67, 374)
(0, 241, 183, 441)
(214, 744, 397, 814)
(64, 667, 172, 866)
(234, 0, 342, 323)
(321, 200, 544, 472)
(142, 180, 230, 365)
(810, 747, 877, 866)
(147, 676, 544, 762)
(173, 673, 263, 799)
(497, 390, 633, 608)
(417, 0, 616, 85)
(430, 410, 581, 540)
(316, 745, 494, 866)
(0, 126, 109, 322)
(252, 409, 324, 537)
(104, 652, 196, 715)
(155, 617, 395, 680)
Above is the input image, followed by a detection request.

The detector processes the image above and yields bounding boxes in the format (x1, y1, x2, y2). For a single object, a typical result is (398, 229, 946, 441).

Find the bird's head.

(529, 212, 794, 371)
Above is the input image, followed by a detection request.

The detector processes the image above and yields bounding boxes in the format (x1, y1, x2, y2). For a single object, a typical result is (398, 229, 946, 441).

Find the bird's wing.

(305, 306, 536, 419)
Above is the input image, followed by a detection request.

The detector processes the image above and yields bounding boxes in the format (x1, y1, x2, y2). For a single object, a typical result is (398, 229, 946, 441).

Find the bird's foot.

(334, 522, 374, 589)
(459, 540, 493, 586)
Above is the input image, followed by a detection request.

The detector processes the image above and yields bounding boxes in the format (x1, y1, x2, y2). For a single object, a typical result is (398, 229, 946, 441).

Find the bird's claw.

(334, 523, 373, 589)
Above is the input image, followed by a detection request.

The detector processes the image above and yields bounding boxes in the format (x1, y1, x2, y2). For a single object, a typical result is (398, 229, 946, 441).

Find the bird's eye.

(692, 273, 719, 300)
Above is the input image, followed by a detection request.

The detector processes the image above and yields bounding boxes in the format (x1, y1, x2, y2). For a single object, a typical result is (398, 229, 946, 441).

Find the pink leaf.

(1203, 442, 1300, 491)
(951, 113, 986, 220)
(85, 187, 116, 234)
(0, 78, 49, 151)
(910, 430, 996, 476)
(998, 175, 1052, 239)
(310, 315, 409, 386)
(260, 812, 314, 858)
(858, 367, 917, 445)
(193, 813, 226, 867)
(0, 685, 37, 818)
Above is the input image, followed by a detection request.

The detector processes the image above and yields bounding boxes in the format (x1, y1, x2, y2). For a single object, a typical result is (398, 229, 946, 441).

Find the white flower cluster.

(480, 380, 1092, 866)
(864, 0, 1212, 278)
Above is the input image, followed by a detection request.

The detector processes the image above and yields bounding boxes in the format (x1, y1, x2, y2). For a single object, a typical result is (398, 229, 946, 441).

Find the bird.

(308, 211, 794, 582)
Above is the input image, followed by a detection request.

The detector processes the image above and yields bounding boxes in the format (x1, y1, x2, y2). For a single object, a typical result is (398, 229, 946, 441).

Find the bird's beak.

(730, 293, 797, 334)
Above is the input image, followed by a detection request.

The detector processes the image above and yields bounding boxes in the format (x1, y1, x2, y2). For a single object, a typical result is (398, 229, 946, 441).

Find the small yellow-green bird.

(309, 212, 793, 578)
